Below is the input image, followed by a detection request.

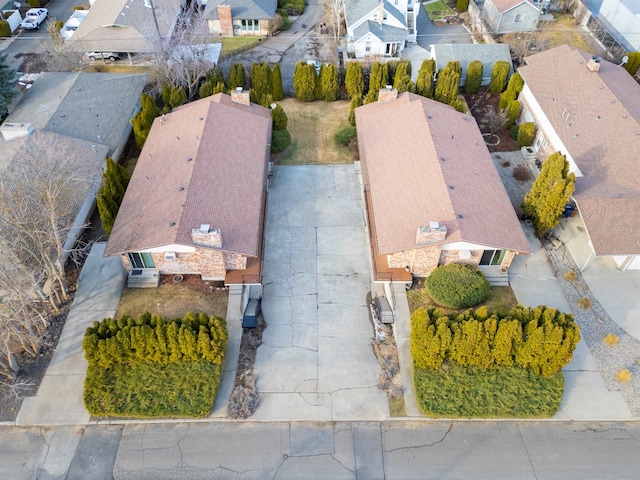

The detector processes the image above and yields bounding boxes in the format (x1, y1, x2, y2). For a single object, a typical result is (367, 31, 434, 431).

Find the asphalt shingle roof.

(203, 0, 277, 20)
(353, 20, 408, 43)
(431, 44, 512, 80)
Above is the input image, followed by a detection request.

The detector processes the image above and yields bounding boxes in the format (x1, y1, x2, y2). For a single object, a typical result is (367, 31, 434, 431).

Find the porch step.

(484, 275, 510, 287)
(127, 269, 160, 288)
(228, 284, 243, 295)
(478, 265, 510, 286)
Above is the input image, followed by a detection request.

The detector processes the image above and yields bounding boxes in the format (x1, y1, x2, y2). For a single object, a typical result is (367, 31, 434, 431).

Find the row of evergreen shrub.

(83, 311, 228, 368)
(411, 305, 580, 376)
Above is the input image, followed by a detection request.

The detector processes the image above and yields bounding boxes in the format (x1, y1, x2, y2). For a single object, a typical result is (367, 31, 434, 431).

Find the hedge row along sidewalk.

(411, 305, 580, 418)
(83, 311, 227, 418)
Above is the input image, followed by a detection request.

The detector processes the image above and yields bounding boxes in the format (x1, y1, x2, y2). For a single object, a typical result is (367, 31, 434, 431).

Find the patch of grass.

(389, 397, 407, 417)
(115, 279, 228, 320)
(276, 99, 353, 165)
(84, 360, 222, 418)
(424, 0, 456, 21)
(216, 37, 261, 57)
(414, 364, 564, 418)
(603, 333, 619, 347)
(407, 285, 518, 317)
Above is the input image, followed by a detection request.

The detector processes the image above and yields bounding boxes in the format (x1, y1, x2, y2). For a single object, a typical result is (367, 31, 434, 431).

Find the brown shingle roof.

(356, 92, 529, 255)
(105, 93, 272, 257)
(519, 44, 640, 255)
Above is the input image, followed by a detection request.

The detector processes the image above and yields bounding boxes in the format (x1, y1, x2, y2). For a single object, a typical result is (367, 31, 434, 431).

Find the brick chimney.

(587, 57, 601, 72)
(378, 86, 398, 103)
(217, 5, 233, 36)
(192, 225, 222, 248)
(416, 222, 447, 246)
(231, 87, 251, 106)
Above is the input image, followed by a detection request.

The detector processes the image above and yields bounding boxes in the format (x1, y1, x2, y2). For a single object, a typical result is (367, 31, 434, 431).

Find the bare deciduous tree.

(326, 0, 345, 42)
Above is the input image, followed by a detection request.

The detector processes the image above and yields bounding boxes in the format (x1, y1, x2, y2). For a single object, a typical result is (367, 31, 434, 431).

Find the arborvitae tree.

(349, 95, 363, 126)
(0, 53, 17, 117)
(161, 85, 187, 113)
(393, 60, 413, 93)
(271, 103, 288, 130)
(516, 121, 536, 147)
(131, 93, 159, 148)
(623, 52, 640, 76)
(213, 81, 225, 95)
(206, 65, 225, 86)
(250, 62, 271, 105)
(489, 60, 511, 93)
(227, 63, 246, 89)
(271, 62, 284, 100)
(456, 0, 469, 11)
(368, 62, 388, 102)
(199, 80, 215, 98)
(522, 152, 576, 237)
(464, 60, 483, 95)
(386, 60, 400, 85)
(499, 88, 517, 110)
(97, 158, 131, 235)
(315, 64, 324, 100)
(505, 71, 524, 97)
(321, 63, 340, 101)
(293, 61, 316, 101)
(434, 62, 461, 106)
(505, 100, 520, 128)
(416, 58, 436, 98)
(364, 89, 377, 104)
(0, 20, 10, 38)
(345, 61, 364, 99)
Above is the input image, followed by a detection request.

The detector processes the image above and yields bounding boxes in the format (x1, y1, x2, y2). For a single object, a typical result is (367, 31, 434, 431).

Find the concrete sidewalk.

(16, 242, 126, 426)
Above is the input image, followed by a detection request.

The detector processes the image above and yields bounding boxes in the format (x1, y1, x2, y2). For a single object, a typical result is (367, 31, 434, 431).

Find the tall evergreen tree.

(393, 60, 413, 93)
(489, 60, 511, 94)
(271, 103, 288, 130)
(97, 158, 131, 235)
(131, 94, 160, 148)
(416, 58, 436, 98)
(0, 53, 16, 119)
(250, 62, 271, 105)
(623, 52, 640, 76)
(227, 63, 246, 90)
(321, 63, 340, 101)
(293, 61, 316, 101)
(345, 61, 364, 99)
(522, 152, 576, 237)
(434, 61, 461, 106)
(349, 96, 363, 126)
(315, 64, 324, 100)
(368, 62, 388, 102)
(271, 62, 284, 101)
(464, 60, 483, 95)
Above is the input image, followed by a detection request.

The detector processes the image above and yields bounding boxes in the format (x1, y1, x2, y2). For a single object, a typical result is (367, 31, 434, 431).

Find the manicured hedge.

(424, 264, 490, 308)
(83, 312, 227, 417)
(410, 305, 580, 376)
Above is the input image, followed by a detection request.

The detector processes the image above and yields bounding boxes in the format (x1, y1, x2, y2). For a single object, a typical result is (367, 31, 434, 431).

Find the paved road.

(2, 420, 640, 479)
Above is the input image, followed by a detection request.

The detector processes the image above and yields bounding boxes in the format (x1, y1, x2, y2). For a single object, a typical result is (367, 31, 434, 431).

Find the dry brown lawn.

(115, 275, 228, 320)
(276, 99, 354, 165)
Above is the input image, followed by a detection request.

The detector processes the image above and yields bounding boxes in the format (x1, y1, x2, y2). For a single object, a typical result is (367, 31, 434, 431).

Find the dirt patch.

(115, 275, 229, 320)
(227, 315, 266, 419)
(373, 324, 406, 416)
(273, 99, 353, 165)
(491, 151, 537, 217)
(465, 92, 519, 153)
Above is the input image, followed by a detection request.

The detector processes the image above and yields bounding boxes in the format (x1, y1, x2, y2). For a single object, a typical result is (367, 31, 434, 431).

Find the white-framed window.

(365, 42, 371, 52)
(515, 14, 524, 23)
(128, 252, 155, 269)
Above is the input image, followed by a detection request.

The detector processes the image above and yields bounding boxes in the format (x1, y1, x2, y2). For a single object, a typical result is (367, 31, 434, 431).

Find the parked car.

(20, 8, 47, 30)
(86, 52, 121, 62)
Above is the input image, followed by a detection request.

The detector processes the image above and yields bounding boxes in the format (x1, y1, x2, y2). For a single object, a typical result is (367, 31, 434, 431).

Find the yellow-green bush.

(424, 263, 490, 308)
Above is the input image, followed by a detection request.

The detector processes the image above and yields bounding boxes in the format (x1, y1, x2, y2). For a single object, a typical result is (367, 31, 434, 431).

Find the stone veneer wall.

(439, 249, 483, 267)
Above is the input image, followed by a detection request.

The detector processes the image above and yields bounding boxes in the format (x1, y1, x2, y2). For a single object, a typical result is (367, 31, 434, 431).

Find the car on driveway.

(20, 8, 47, 30)
(86, 52, 122, 62)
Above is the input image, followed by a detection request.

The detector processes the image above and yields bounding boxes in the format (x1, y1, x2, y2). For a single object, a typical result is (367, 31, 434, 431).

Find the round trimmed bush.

(425, 264, 490, 308)
(334, 125, 356, 146)
(271, 129, 291, 153)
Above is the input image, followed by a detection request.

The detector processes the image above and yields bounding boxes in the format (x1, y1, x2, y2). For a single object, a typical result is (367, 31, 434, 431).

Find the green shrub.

(321, 63, 340, 101)
(73, 5, 90, 10)
(456, 0, 469, 12)
(0, 20, 9, 38)
(250, 62, 272, 105)
(505, 100, 520, 128)
(293, 61, 316, 101)
(227, 63, 246, 90)
(271, 103, 288, 130)
(271, 128, 291, 153)
(498, 89, 516, 110)
(368, 62, 389, 100)
(516, 121, 536, 148)
(131, 93, 159, 148)
(97, 158, 130, 235)
(277, 9, 292, 30)
(425, 264, 490, 309)
(464, 60, 483, 94)
(506, 71, 524, 97)
(349, 95, 362, 127)
(416, 58, 436, 98)
(271, 62, 284, 100)
(393, 59, 413, 93)
(334, 125, 356, 146)
(623, 52, 640, 76)
(510, 124, 519, 140)
(161, 84, 187, 113)
(345, 61, 364, 99)
(435, 61, 461, 106)
(28, 0, 40, 7)
(279, 0, 304, 15)
(489, 60, 510, 93)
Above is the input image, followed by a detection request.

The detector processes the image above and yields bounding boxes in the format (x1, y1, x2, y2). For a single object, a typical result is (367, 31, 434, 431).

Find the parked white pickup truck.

(20, 8, 48, 30)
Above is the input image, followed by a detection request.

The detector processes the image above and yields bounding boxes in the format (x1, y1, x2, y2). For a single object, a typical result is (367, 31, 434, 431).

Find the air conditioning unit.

(165, 251, 177, 261)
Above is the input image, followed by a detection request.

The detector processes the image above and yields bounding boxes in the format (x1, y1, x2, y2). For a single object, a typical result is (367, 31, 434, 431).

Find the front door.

(128, 252, 155, 269)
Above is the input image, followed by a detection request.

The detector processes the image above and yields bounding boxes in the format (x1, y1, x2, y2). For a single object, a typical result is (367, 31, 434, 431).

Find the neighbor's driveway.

(253, 165, 388, 421)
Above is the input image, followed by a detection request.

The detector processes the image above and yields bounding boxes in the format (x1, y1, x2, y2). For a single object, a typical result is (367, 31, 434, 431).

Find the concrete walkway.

(254, 165, 388, 421)
(16, 242, 126, 426)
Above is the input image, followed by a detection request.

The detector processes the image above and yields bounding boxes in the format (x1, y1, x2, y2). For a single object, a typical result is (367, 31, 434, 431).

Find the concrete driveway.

(253, 165, 388, 421)
(416, 5, 472, 50)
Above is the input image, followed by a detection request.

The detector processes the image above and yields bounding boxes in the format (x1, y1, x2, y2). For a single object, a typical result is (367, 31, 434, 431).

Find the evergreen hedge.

(271, 62, 284, 101)
(83, 312, 228, 417)
(505, 100, 520, 128)
(516, 121, 536, 148)
(349, 96, 362, 126)
(393, 59, 413, 93)
(506, 71, 524, 97)
(416, 58, 436, 98)
(489, 60, 510, 94)
(0, 20, 9, 38)
(434, 61, 461, 106)
(321, 63, 340, 101)
(293, 61, 316, 101)
(410, 304, 580, 376)
(97, 158, 130, 235)
(345, 61, 364, 100)
(425, 264, 490, 308)
(271, 103, 288, 130)
(464, 60, 483, 94)
(131, 93, 159, 148)
(227, 63, 246, 90)
(271, 129, 291, 153)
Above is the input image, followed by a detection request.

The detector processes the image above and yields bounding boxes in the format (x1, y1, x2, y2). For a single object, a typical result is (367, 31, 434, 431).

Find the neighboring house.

(0, 71, 146, 285)
(356, 89, 530, 287)
(576, 0, 640, 52)
(518, 44, 640, 270)
(69, 0, 185, 54)
(61, 9, 89, 41)
(104, 91, 272, 289)
(430, 43, 513, 86)
(0, 2, 22, 33)
(344, 0, 419, 59)
(203, 0, 277, 37)
(483, 0, 540, 33)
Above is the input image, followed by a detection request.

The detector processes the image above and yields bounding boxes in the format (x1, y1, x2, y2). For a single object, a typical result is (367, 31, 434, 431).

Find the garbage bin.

(242, 299, 261, 328)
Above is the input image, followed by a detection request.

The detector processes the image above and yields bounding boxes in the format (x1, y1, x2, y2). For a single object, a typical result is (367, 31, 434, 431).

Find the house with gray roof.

(518, 44, 640, 270)
(69, 0, 185, 53)
(576, 0, 640, 52)
(345, 0, 419, 59)
(430, 43, 513, 86)
(105, 91, 272, 287)
(483, 0, 540, 33)
(203, 0, 277, 37)
(356, 88, 529, 284)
